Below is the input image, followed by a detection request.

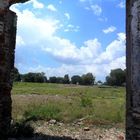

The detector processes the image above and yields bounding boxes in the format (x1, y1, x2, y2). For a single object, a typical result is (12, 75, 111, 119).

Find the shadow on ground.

(8, 121, 77, 140)
(9, 134, 77, 140)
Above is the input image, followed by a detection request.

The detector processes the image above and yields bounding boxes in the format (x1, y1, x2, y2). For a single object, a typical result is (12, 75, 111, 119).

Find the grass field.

(12, 82, 125, 127)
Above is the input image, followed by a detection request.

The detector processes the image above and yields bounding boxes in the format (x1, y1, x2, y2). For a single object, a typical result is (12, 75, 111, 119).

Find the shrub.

(24, 104, 61, 121)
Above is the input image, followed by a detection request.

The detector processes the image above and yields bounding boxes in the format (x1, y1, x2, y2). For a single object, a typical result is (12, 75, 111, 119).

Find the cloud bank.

(11, 2, 125, 81)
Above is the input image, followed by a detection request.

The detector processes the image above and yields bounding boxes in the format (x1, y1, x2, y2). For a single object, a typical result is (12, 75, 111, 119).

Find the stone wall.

(126, 0, 140, 139)
(0, 9, 17, 139)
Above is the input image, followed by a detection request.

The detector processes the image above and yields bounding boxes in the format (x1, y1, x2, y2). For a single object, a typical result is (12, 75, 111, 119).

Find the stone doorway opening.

(1, 0, 139, 139)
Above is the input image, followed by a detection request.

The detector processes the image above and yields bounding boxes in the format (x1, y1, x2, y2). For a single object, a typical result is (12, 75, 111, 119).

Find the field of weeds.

(12, 82, 125, 127)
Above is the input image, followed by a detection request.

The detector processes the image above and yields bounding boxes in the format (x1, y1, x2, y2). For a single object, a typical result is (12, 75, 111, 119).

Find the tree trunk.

(0, 9, 17, 139)
(126, 0, 140, 139)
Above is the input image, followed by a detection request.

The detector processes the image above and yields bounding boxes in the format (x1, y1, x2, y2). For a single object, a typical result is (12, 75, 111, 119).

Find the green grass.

(12, 82, 125, 97)
(12, 82, 125, 126)
(24, 104, 61, 121)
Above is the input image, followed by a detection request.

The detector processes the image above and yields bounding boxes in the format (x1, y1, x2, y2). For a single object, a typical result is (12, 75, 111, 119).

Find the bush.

(24, 104, 61, 121)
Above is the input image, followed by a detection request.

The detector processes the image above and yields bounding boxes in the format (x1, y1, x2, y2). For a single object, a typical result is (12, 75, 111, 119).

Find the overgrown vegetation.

(12, 67, 95, 85)
(13, 67, 126, 87)
(12, 82, 125, 126)
(105, 68, 126, 86)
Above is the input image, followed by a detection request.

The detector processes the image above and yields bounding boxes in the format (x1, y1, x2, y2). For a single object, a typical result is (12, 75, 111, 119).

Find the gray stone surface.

(126, 0, 140, 139)
(0, 1, 29, 139)
(0, 8, 17, 140)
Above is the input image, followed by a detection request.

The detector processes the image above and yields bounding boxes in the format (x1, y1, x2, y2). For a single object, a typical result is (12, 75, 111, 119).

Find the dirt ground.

(9, 120, 125, 140)
(33, 121, 125, 140)
(11, 94, 125, 140)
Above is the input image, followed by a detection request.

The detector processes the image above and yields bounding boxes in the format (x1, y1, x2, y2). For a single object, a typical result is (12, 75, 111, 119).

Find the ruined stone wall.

(0, 9, 17, 139)
(126, 0, 140, 139)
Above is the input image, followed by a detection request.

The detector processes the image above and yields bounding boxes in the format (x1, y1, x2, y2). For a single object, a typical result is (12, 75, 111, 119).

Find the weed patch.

(24, 104, 61, 121)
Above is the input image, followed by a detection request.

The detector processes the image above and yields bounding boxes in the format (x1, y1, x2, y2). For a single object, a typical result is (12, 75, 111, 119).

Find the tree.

(71, 75, 82, 85)
(34, 72, 47, 83)
(56, 77, 64, 84)
(11, 67, 21, 82)
(81, 73, 95, 85)
(22, 73, 35, 82)
(97, 80, 103, 85)
(22, 72, 47, 83)
(63, 74, 70, 84)
(106, 68, 126, 86)
(49, 76, 57, 83)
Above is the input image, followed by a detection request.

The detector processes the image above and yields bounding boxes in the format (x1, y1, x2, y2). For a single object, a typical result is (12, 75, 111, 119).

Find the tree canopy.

(106, 68, 126, 86)
(71, 73, 95, 85)
(11, 67, 21, 82)
(22, 72, 47, 83)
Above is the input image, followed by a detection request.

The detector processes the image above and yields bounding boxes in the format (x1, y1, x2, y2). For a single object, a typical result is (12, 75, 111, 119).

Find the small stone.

(84, 127, 90, 131)
(77, 122, 83, 125)
(75, 135, 80, 139)
(58, 122, 63, 126)
(118, 135, 124, 140)
(49, 119, 57, 124)
(78, 118, 85, 122)
(99, 135, 103, 139)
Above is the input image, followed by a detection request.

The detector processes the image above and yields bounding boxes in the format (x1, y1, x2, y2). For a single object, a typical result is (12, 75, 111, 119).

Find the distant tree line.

(11, 68, 47, 83)
(12, 67, 95, 85)
(105, 68, 126, 86)
(12, 67, 126, 86)
(71, 73, 95, 85)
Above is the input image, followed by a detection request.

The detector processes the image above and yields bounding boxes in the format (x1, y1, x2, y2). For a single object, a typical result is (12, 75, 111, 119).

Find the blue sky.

(10, 0, 126, 81)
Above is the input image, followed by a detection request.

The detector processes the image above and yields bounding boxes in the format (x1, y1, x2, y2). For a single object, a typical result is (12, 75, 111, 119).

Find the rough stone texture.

(0, 9, 17, 139)
(126, 0, 140, 139)
(0, 0, 30, 9)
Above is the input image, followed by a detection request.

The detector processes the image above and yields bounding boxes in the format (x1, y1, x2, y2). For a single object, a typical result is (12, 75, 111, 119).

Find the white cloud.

(43, 38, 101, 64)
(10, 0, 44, 9)
(118, 1, 125, 8)
(15, 9, 59, 43)
(64, 24, 80, 32)
(26, 54, 125, 81)
(85, 4, 102, 16)
(12, 5, 125, 81)
(43, 33, 125, 66)
(67, 24, 74, 28)
(109, 56, 125, 70)
(32, 0, 44, 9)
(26, 0, 44, 9)
(64, 13, 70, 20)
(79, 0, 102, 16)
(98, 17, 108, 22)
(47, 4, 57, 12)
(95, 33, 126, 64)
(103, 26, 117, 34)
(28, 64, 83, 77)
(90, 5, 102, 16)
(16, 35, 25, 47)
(59, 1, 63, 4)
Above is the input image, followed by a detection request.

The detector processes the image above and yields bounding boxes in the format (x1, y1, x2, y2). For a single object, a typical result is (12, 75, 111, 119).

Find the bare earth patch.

(9, 121, 125, 140)
(32, 121, 125, 140)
